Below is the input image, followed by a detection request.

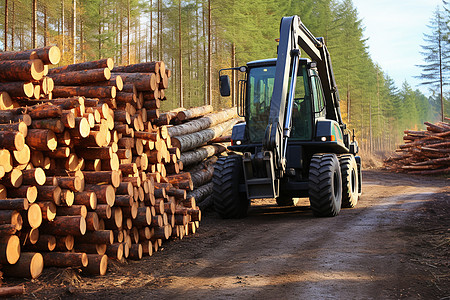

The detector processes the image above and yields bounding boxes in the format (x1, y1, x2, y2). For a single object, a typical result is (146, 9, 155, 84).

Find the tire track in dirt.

(149, 182, 441, 299)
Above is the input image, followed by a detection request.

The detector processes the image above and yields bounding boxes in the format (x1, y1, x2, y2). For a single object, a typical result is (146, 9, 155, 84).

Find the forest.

(0, 0, 448, 154)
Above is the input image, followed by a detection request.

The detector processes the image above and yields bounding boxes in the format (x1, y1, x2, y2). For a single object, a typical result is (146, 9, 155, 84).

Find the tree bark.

(48, 58, 114, 74)
(171, 118, 240, 152)
(0, 235, 20, 264)
(187, 182, 213, 203)
(168, 107, 237, 137)
(49, 68, 111, 85)
(2, 252, 43, 279)
(52, 85, 116, 98)
(41, 252, 88, 267)
(0, 59, 44, 81)
(0, 46, 61, 65)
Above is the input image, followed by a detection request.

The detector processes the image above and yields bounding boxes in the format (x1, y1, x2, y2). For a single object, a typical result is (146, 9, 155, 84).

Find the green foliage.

(0, 0, 441, 152)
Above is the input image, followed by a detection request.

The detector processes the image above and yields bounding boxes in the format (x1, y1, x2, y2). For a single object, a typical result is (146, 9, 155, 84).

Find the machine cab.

(220, 57, 327, 148)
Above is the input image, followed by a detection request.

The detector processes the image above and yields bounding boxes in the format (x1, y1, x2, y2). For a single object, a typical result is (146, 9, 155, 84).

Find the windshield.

(246, 63, 312, 143)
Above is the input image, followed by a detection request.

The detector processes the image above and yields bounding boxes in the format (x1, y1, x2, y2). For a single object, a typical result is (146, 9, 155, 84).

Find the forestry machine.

(212, 15, 362, 218)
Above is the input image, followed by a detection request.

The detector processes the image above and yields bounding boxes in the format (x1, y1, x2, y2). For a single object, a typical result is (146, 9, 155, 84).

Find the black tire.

(276, 193, 294, 206)
(212, 155, 249, 218)
(308, 154, 342, 217)
(339, 154, 359, 208)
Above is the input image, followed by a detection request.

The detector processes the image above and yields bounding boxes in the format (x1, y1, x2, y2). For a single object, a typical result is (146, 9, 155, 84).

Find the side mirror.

(219, 75, 231, 97)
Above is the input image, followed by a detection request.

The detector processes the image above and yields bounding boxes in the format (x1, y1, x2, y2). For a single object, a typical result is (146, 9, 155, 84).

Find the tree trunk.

(0, 59, 44, 81)
(82, 254, 108, 275)
(49, 68, 110, 85)
(48, 58, 114, 74)
(168, 107, 236, 137)
(41, 252, 88, 267)
(41, 216, 86, 236)
(52, 85, 116, 98)
(186, 182, 213, 203)
(0, 235, 20, 264)
(171, 118, 240, 152)
(2, 252, 43, 279)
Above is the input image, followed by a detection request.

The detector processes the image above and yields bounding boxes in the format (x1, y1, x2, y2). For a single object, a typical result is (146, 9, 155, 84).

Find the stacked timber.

(384, 119, 450, 175)
(165, 105, 241, 210)
(0, 45, 201, 282)
(0, 46, 62, 281)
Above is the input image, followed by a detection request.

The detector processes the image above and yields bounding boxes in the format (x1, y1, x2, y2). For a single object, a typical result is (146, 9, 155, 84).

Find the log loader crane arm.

(265, 15, 344, 175)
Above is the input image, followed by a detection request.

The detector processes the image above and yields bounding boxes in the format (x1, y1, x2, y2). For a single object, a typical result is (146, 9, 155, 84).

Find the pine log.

(41, 216, 86, 236)
(26, 203, 43, 229)
(106, 243, 123, 260)
(0, 91, 13, 109)
(210, 135, 231, 143)
(26, 129, 57, 151)
(187, 182, 213, 203)
(21, 168, 46, 186)
(111, 72, 157, 91)
(0, 121, 28, 137)
(0, 150, 12, 174)
(1, 168, 23, 188)
(0, 210, 23, 230)
(84, 184, 115, 207)
(2, 252, 43, 279)
(36, 201, 57, 221)
(41, 252, 88, 267)
(171, 118, 240, 152)
(76, 230, 114, 245)
(112, 61, 162, 74)
(128, 243, 143, 260)
(82, 254, 108, 275)
(0, 224, 17, 235)
(83, 170, 121, 188)
(153, 225, 171, 240)
(52, 85, 116, 98)
(176, 105, 214, 121)
(36, 185, 61, 203)
(0, 81, 34, 97)
(54, 235, 74, 251)
(0, 235, 20, 264)
(49, 68, 111, 85)
(0, 59, 44, 81)
(0, 131, 25, 151)
(0, 286, 25, 297)
(74, 191, 97, 209)
(27, 234, 56, 251)
(0, 46, 60, 65)
(13, 144, 31, 165)
(57, 205, 87, 218)
(48, 58, 114, 74)
(0, 198, 29, 211)
(27, 104, 62, 119)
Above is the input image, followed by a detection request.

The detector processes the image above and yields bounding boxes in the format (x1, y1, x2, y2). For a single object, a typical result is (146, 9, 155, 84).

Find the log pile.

(164, 105, 241, 209)
(384, 119, 450, 175)
(0, 46, 202, 281)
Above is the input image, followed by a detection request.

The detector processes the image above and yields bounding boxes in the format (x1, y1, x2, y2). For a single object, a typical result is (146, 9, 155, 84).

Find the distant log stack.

(384, 119, 450, 175)
(0, 45, 206, 282)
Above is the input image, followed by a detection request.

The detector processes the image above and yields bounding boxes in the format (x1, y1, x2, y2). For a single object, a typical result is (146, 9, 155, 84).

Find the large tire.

(308, 154, 342, 217)
(339, 154, 359, 208)
(212, 155, 249, 218)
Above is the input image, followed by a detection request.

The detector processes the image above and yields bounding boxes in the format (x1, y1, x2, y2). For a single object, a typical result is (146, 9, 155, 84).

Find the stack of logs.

(159, 105, 241, 209)
(0, 45, 204, 282)
(384, 119, 450, 175)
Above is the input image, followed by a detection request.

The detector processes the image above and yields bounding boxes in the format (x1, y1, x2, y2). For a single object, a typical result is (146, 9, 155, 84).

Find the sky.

(352, 0, 443, 95)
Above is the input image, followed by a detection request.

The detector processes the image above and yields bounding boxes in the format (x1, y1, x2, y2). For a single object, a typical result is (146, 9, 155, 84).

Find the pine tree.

(417, 7, 449, 121)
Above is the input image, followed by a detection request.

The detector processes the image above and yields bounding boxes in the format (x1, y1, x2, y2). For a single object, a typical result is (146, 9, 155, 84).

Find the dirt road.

(20, 170, 449, 299)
